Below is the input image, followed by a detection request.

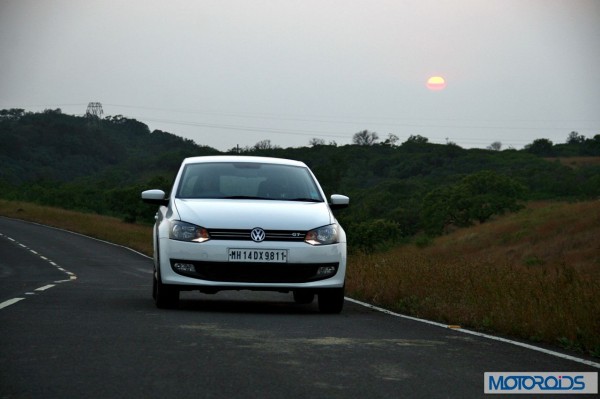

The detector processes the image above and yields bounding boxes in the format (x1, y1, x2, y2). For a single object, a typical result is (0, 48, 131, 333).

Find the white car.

(141, 155, 349, 313)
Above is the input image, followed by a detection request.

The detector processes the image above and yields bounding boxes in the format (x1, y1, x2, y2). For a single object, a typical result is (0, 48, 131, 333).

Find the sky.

(1, 0, 599, 151)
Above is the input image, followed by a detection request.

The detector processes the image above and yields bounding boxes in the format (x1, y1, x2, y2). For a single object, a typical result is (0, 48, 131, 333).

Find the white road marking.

(0, 298, 26, 310)
(35, 284, 55, 291)
(346, 297, 600, 369)
(0, 233, 77, 310)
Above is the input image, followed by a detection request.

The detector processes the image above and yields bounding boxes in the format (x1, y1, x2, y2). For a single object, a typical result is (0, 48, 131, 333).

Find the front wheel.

(153, 267, 179, 309)
(318, 286, 345, 314)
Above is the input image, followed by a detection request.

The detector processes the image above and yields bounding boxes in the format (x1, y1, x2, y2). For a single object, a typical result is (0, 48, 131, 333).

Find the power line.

(3, 102, 597, 148)
(141, 117, 353, 139)
(4, 102, 598, 132)
(104, 103, 600, 132)
(103, 103, 600, 124)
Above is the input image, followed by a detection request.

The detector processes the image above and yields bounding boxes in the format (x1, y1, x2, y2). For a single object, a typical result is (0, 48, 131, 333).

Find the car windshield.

(176, 162, 324, 202)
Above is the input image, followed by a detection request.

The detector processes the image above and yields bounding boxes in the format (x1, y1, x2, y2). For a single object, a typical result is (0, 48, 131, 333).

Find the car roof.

(182, 155, 307, 167)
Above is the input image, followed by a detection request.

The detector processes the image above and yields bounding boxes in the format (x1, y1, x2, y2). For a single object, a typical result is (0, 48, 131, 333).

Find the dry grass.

(0, 200, 153, 256)
(347, 200, 600, 356)
(544, 156, 600, 169)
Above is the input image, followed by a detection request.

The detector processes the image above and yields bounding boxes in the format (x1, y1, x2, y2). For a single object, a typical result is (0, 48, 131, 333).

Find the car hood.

(173, 198, 334, 230)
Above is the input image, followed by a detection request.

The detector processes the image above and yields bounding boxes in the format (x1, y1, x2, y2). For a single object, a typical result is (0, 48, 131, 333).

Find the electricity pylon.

(86, 102, 103, 128)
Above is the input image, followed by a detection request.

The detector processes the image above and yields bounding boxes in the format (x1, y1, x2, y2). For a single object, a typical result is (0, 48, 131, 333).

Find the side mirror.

(141, 189, 169, 206)
(329, 194, 349, 210)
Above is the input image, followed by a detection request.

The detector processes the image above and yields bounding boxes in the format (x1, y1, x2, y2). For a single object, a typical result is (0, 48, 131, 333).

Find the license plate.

(228, 249, 288, 263)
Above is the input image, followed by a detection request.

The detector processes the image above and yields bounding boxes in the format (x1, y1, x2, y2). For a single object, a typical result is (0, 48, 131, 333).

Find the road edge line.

(345, 297, 600, 369)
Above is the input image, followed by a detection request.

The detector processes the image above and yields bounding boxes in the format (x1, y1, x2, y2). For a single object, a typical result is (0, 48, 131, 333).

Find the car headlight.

(305, 224, 339, 245)
(169, 221, 210, 243)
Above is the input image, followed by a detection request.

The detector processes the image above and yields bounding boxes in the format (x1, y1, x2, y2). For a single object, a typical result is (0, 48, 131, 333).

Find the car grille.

(207, 228, 307, 242)
(170, 260, 339, 283)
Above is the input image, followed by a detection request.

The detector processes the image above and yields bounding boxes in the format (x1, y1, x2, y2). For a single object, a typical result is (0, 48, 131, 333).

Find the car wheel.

(318, 286, 345, 314)
(293, 290, 315, 304)
(154, 265, 179, 309)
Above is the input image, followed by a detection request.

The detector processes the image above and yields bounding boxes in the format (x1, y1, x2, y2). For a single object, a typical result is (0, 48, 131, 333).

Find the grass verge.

(0, 200, 153, 256)
(347, 200, 600, 357)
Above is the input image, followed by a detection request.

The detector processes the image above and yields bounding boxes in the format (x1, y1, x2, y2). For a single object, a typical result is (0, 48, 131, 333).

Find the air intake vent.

(208, 229, 306, 242)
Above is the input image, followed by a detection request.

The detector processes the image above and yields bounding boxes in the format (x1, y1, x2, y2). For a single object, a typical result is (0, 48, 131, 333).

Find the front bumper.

(170, 259, 339, 283)
(158, 238, 346, 289)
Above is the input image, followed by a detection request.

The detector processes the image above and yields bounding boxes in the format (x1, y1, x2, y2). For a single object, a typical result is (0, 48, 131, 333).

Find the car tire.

(153, 266, 179, 309)
(318, 286, 345, 314)
(153, 268, 179, 309)
(293, 290, 315, 305)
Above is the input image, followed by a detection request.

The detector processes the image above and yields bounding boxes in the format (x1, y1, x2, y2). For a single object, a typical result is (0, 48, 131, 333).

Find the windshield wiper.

(222, 195, 274, 200)
(222, 196, 321, 202)
(287, 198, 322, 202)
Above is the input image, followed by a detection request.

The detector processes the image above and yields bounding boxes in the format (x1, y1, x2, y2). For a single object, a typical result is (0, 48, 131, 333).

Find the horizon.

(2, 1, 599, 151)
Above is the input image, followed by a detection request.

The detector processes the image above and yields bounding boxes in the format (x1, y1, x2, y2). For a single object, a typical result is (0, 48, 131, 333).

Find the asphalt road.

(0, 217, 598, 398)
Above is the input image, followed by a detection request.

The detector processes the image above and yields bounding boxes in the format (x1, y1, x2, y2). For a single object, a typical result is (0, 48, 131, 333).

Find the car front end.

(142, 155, 349, 313)
(158, 199, 347, 291)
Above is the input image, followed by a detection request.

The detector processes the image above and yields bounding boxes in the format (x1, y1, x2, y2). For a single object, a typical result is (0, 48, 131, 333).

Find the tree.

(459, 171, 526, 223)
(0, 108, 26, 121)
(309, 138, 326, 147)
(405, 135, 429, 144)
(487, 141, 502, 151)
(585, 134, 600, 155)
(352, 130, 379, 146)
(566, 131, 585, 144)
(525, 138, 555, 156)
(400, 134, 430, 152)
(383, 133, 399, 147)
(43, 108, 62, 115)
(422, 171, 526, 234)
(254, 139, 276, 150)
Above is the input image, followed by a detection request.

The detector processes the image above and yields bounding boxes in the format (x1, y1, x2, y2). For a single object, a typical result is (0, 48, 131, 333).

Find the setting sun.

(426, 76, 447, 91)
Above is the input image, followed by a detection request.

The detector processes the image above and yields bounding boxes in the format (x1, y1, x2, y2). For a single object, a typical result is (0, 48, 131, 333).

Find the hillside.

(1, 108, 600, 249)
(0, 108, 219, 185)
(348, 200, 600, 357)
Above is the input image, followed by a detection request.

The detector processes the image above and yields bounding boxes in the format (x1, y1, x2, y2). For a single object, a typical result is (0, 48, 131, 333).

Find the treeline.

(1, 108, 599, 252)
(247, 138, 600, 250)
(0, 108, 218, 184)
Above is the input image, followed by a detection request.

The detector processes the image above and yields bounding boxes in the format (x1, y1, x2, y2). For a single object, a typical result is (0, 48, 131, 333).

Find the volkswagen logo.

(250, 227, 266, 242)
